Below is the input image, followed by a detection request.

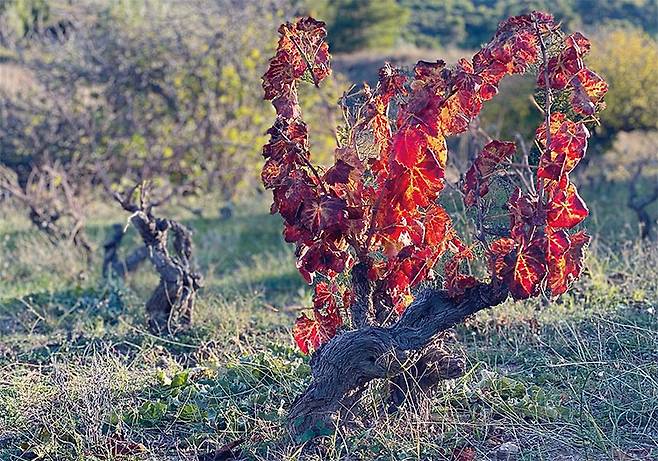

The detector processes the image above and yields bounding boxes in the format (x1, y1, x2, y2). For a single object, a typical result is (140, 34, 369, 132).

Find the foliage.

(0, 0, 51, 47)
(0, 0, 343, 203)
(398, 0, 658, 50)
(261, 14, 607, 353)
(588, 28, 658, 135)
(310, 0, 409, 53)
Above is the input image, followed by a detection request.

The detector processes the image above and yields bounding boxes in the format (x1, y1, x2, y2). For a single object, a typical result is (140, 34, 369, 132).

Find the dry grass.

(0, 192, 657, 460)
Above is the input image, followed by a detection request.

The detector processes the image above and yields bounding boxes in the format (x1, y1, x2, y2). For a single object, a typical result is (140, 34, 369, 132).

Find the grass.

(0, 186, 657, 460)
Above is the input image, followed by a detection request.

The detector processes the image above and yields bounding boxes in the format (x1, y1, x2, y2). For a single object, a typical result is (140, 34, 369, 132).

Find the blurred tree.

(387, 1, 657, 51)
(314, 0, 409, 53)
(595, 131, 658, 238)
(575, 0, 658, 35)
(0, 0, 343, 201)
(0, 0, 49, 43)
(588, 28, 658, 136)
(399, 0, 470, 48)
(399, 0, 577, 50)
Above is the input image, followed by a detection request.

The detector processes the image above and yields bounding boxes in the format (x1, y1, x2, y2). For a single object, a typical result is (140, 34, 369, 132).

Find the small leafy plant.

(261, 13, 606, 439)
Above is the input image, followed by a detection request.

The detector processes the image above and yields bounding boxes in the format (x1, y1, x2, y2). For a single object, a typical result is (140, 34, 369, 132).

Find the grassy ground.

(0, 184, 657, 461)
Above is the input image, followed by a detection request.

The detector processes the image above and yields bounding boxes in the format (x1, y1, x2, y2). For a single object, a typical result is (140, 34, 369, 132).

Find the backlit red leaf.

(293, 309, 342, 354)
(445, 245, 478, 298)
(536, 113, 589, 180)
(463, 140, 516, 205)
(570, 68, 608, 116)
(548, 230, 590, 295)
(537, 46, 583, 90)
(487, 237, 517, 280)
(508, 238, 547, 299)
(547, 183, 589, 229)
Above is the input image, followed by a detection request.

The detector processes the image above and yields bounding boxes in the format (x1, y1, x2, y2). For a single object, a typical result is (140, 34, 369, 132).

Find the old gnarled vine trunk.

(287, 282, 508, 441)
(129, 211, 202, 334)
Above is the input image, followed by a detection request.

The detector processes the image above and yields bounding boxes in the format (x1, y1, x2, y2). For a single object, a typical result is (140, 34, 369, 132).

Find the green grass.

(0, 188, 657, 460)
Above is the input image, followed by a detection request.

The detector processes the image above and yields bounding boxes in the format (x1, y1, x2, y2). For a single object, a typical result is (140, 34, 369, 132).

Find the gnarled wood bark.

(387, 330, 465, 413)
(287, 282, 508, 441)
(128, 212, 202, 334)
(350, 262, 374, 328)
(107, 181, 203, 334)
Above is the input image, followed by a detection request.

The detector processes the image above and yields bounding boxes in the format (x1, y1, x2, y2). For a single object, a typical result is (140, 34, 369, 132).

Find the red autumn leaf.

(397, 245, 439, 288)
(270, 170, 316, 223)
(547, 182, 589, 229)
(378, 62, 407, 103)
(536, 113, 589, 180)
(508, 188, 546, 239)
(297, 239, 348, 280)
(565, 32, 591, 54)
(570, 68, 608, 116)
(385, 129, 447, 210)
(508, 238, 547, 300)
(324, 160, 354, 185)
(438, 94, 472, 136)
(261, 158, 292, 189)
(487, 237, 517, 280)
(473, 13, 546, 83)
(313, 281, 337, 311)
(300, 196, 348, 234)
(548, 230, 590, 295)
(263, 18, 330, 100)
(282, 222, 312, 245)
(546, 227, 570, 261)
(293, 309, 342, 354)
(423, 205, 452, 247)
(413, 59, 447, 87)
(262, 51, 297, 101)
(391, 126, 426, 168)
(445, 247, 478, 298)
(262, 119, 308, 164)
(262, 18, 330, 120)
(537, 45, 583, 90)
(388, 139, 446, 209)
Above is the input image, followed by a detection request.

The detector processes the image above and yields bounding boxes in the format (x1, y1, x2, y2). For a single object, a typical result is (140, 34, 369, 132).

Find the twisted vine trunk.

(287, 282, 508, 441)
(129, 212, 202, 334)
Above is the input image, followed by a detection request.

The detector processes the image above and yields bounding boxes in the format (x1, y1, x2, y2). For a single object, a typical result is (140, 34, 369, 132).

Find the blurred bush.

(0, 0, 344, 201)
(589, 28, 658, 137)
(595, 131, 658, 180)
(310, 0, 409, 53)
(398, 0, 657, 50)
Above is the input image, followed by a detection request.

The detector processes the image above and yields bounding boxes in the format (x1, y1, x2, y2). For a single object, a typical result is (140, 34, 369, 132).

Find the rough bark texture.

(387, 330, 465, 412)
(287, 282, 509, 441)
(129, 211, 202, 334)
(350, 262, 374, 328)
